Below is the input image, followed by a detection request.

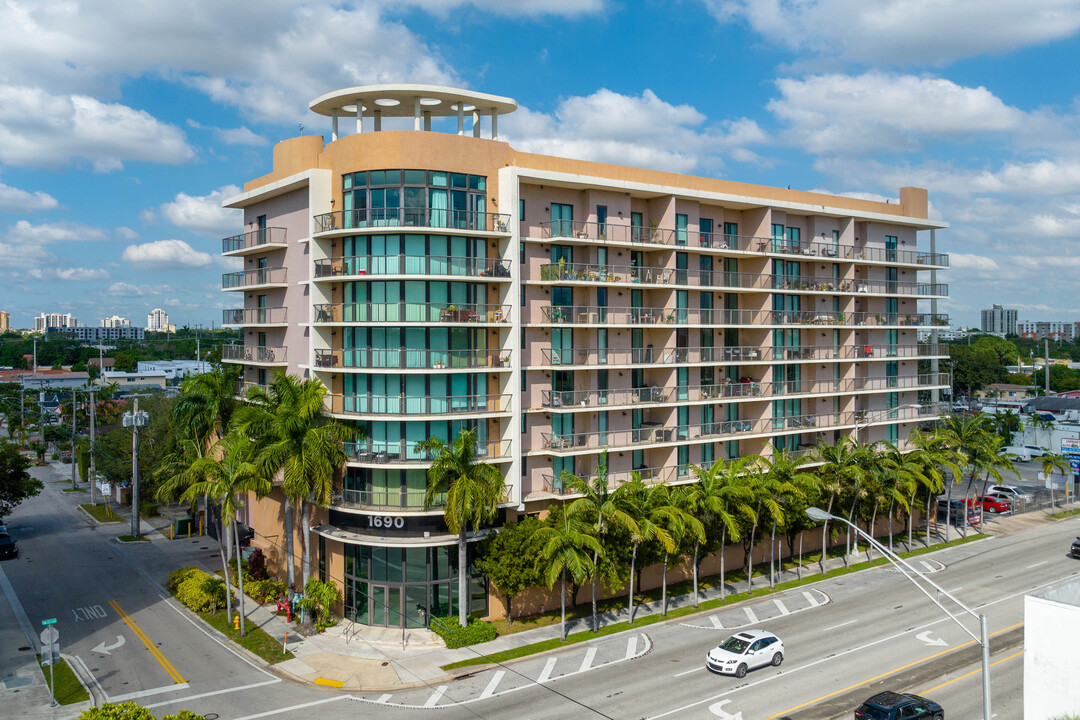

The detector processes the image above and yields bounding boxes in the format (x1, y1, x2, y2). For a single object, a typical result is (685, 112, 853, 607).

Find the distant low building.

(136, 360, 210, 382)
(65, 326, 145, 343)
(99, 370, 167, 391)
(11, 370, 91, 391)
(976, 383, 1037, 401)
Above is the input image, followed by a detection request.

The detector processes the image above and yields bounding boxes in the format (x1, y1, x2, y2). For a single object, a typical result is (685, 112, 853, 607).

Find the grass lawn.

(443, 533, 988, 671)
(38, 655, 90, 705)
(81, 503, 123, 523)
(61, 487, 87, 493)
(1051, 507, 1080, 519)
(117, 534, 150, 542)
(197, 609, 294, 664)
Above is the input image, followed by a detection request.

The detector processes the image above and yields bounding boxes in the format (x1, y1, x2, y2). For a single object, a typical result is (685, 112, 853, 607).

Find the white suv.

(1023, 445, 1049, 458)
(988, 485, 1033, 502)
(998, 446, 1032, 462)
(706, 629, 784, 677)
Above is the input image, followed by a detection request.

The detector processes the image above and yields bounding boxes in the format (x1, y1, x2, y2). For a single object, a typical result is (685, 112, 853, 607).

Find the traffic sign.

(40, 626, 59, 666)
(41, 618, 57, 626)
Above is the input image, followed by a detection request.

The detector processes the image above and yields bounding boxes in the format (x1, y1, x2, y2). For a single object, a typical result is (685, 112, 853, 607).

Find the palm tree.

(906, 428, 963, 546)
(756, 448, 811, 588)
(417, 428, 505, 627)
(738, 459, 786, 594)
(239, 373, 353, 590)
(1041, 452, 1070, 511)
(173, 367, 241, 451)
(812, 438, 865, 571)
(181, 433, 272, 635)
(876, 443, 924, 554)
(534, 504, 601, 640)
(620, 475, 676, 623)
(663, 486, 704, 616)
(685, 458, 752, 605)
(564, 454, 638, 631)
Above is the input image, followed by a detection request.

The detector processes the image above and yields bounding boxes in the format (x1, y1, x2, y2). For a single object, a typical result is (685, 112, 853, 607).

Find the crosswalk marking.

(423, 686, 447, 708)
(743, 606, 759, 624)
(479, 671, 504, 700)
(920, 560, 936, 572)
(625, 635, 639, 660)
(579, 647, 597, 673)
(537, 657, 557, 683)
(709, 614, 724, 629)
(803, 590, 823, 607)
(375, 694, 392, 703)
(772, 598, 790, 615)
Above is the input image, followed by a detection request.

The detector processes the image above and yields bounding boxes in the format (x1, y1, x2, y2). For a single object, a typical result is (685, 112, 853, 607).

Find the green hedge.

(169, 566, 232, 613)
(80, 701, 203, 719)
(247, 578, 288, 605)
(431, 616, 498, 649)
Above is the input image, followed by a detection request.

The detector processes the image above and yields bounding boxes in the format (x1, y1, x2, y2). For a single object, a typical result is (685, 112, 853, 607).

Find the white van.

(998, 446, 1032, 462)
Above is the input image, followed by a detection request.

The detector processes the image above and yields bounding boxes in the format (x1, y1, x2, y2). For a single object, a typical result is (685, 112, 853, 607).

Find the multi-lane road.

(2, 462, 1076, 719)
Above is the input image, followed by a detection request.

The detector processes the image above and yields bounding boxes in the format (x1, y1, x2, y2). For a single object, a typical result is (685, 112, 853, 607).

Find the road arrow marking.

(708, 699, 743, 719)
(91, 635, 125, 655)
(916, 630, 948, 647)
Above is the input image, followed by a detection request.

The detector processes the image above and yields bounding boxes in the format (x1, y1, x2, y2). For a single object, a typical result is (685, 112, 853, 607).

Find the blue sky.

(3, 0, 1080, 330)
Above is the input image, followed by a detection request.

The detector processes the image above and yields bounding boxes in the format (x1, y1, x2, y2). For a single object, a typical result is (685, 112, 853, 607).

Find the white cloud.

(121, 239, 213, 268)
(768, 73, 1024, 155)
(395, 0, 604, 15)
(704, 0, 1080, 66)
(107, 281, 168, 297)
(0, 181, 59, 212)
(187, 120, 268, 146)
(5, 219, 108, 244)
(27, 267, 111, 281)
(157, 186, 242, 235)
(504, 89, 769, 173)
(0, 84, 195, 170)
(115, 227, 139, 241)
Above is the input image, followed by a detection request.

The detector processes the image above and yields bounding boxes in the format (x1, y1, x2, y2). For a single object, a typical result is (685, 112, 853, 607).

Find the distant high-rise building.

(981, 304, 1017, 335)
(1017, 320, 1075, 342)
(146, 308, 170, 332)
(0, 311, 9, 332)
(34, 313, 78, 332)
(99, 315, 132, 328)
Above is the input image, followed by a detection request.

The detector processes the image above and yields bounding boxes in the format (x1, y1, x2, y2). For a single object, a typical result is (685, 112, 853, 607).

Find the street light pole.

(122, 397, 150, 538)
(70, 389, 78, 490)
(806, 507, 991, 720)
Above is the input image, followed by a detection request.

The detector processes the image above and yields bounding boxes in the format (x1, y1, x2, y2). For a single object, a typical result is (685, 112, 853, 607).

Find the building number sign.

(368, 515, 406, 529)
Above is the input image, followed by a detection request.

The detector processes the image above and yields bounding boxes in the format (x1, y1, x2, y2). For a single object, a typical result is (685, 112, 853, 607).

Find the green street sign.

(41, 618, 57, 626)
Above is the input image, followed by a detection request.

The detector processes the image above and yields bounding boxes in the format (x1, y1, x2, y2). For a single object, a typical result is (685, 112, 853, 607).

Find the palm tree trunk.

(945, 483, 953, 542)
(907, 492, 915, 551)
(746, 525, 757, 594)
(925, 493, 932, 547)
(846, 497, 859, 559)
(719, 527, 727, 600)
(221, 522, 233, 621)
(458, 528, 468, 627)
(591, 550, 599, 633)
(233, 516, 246, 636)
(769, 519, 776, 589)
(284, 500, 295, 589)
(560, 570, 567, 641)
(300, 498, 312, 589)
(661, 552, 668, 617)
(797, 533, 803, 581)
(867, 508, 877, 562)
(628, 545, 637, 625)
(887, 497, 895, 553)
(692, 541, 700, 607)
(821, 495, 834, 574)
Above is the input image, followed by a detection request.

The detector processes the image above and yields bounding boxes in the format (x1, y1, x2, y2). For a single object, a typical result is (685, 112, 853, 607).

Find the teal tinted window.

(469, 175, 485, 190)
(404, 169, 426, 185)
(384, 170, 401, 185)
(430, 171, 448, 186)
(450, 173, 467, 188)
(369, 170, 386, 185)
(343, 174, 352, 190)
(354, 172, 366, 187)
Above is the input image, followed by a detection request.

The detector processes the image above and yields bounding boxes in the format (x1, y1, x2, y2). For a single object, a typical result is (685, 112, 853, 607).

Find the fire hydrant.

(234, 615, 240, 631)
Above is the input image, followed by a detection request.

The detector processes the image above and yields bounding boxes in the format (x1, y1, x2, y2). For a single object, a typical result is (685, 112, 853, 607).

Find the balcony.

(221, 267, 288, 291)
(222, 227, 287, 256)
(326, 392, 512, 417)
(222, 307, 287, 327)
(541, 345, 763, 366)
(221, 345, 287, 365)
(854, 402, 950, 425)
(541, 418, 768, 452)
(541, 464, 689, 496)
(312, 208, 511, 235)
(235, 381, 270, 399)
(314, 255, 511, 280)
(337, 487, 445, 511)
(536, 220, 949, 268)
(770, 311, 949, 328)
(344, 438, 511, 465)
(313, 302, 510, 325)
(540, 305, 746, 325)
(314, 347, 510, 371)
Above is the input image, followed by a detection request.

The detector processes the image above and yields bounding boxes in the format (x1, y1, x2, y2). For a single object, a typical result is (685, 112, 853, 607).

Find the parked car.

(987, 485, 1034, 502)
(705, 629, 784, 677)
(0, 533, 17, 560)
(965, 496, 1012, 514)
(854, 691, 943, 719)
(1023, 445, 1049, 458)
(1071, 537, 1080, 559)
(936, 498, 968, 523)
(997, 446, 1032, 462)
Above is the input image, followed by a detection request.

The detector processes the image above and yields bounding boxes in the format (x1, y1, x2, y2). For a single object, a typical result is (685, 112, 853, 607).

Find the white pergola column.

(472, 110, 481, 138)
(331, 110, 339, 141)
(413, 97, 421, 131)
(457, 105, 464, 135)
(373, 109, 382, 132)
(491, 109, 498, 140)
(356, 104, 363, 133)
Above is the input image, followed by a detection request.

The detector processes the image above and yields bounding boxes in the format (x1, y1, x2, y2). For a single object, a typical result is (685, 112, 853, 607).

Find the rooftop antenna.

(298, 123, 304, 136)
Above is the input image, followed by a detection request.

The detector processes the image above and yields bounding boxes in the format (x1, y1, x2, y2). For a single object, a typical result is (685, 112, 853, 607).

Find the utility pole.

(1045, 338, 1051, 396)
(38, 380, 45, 447)
(122, 396, 150, 538)
(70, 389, 77, 490)
(87, 387, 98, 505)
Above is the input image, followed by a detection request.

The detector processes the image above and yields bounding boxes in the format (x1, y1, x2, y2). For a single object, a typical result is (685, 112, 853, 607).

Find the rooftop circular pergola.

(309, 84, 518, 140)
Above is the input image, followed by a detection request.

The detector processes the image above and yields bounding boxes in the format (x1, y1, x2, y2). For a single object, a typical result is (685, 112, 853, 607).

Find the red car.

(966, 495, 1012, 513)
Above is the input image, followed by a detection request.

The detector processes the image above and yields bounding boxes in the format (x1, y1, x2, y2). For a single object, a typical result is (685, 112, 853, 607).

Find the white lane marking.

(231, 695, 353, 720)
(803, 590, 825, 607)
(625, 635, 639, 660)
(537, 658, 557, 683)
(772, 598, 790, 616)
(424, 685, 448, 708)
(949, 587, 963, 593)
(146, 679, 280, 710)
(673, 666, 704, 677)
(1028, 561, 1048, 569)
(479, 671, 504, 700)
(375, 694, 392, 703)
(915, 631, 948, 647)
(822, 619, 858, 632)
(709, 615, 724, 629)
(111, 683, 192, 703)
(743, 606, 759, 624)
(69, 654, 108, 703)
(579, 647, 597, 673)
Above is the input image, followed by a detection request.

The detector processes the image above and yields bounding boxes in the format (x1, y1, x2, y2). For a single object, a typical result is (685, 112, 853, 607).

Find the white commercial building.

(136, 360, 210, 382)
(99, 315, 132, 328)
(34, 312, 78, 332)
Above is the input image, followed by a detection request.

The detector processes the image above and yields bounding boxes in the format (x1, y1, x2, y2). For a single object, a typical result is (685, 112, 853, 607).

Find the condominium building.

(146, 308, 170, 332)
(221, 84, 950, 627)
(35, 312, 78, 332)
(0, 311, 9, 332)
(981, 304, 1017, 336)
(1017, 320, 1076, 342)
(100, 314, 132, 328)
(65, 326, 145, 343)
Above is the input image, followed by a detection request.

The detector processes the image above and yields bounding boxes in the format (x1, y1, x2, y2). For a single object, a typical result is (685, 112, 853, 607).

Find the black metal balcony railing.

(222, 267, 287, 289)
(222, 227, 287, 254)
(538, 343, 948, 368)
(536, 220, 950, 267)
(338, 488, 445, 511)
(314, 347, 510, 370)
(326, 392, 512, 416)
(221, 345, 287, 363)
(313, 255, 512, 280)
(313, 208, 511, 234)
(538, 305, 949, 328)
(313, 302, 511, 324)
(222, 307, 287, 326)
(343, 439, 511, 464)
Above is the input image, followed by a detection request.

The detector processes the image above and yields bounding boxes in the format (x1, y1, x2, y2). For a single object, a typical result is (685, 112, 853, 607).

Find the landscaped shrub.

(167, 566, 201, 594)
(172, 567, 232, 613)
(247, 578, 288, 605)
(139, 501, 159, 518)
(301, 577, 341, 632)
(430, 615, 498, 649)
(245, 547, 269, 580)
(80, 702, 203, 720)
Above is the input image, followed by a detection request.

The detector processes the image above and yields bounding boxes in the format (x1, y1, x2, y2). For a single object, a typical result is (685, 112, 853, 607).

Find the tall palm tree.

(417, 428, 505, 627)
(663, 486, 704, 616)
(876, 443, 924, 554)
(906, 428, 963, 546)
(173, 367, 241, 452)
(534, 504, 601, 641)
(181, 433, 272, 635)
(564, 454, 638, 632)
(738, 460, 785, 594)
(812, 438, 865, 572)
(686, 458, 752, 605)
(756, 448, 812, 588)
(239, 373, 353, 590)
(620, 474, 676, 623)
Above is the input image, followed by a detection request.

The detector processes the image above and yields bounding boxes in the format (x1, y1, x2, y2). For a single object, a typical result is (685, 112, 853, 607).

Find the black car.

(1071, 537, 1080, 558)
(855, 691, 943, 719)
(0, 533, 17, 560)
